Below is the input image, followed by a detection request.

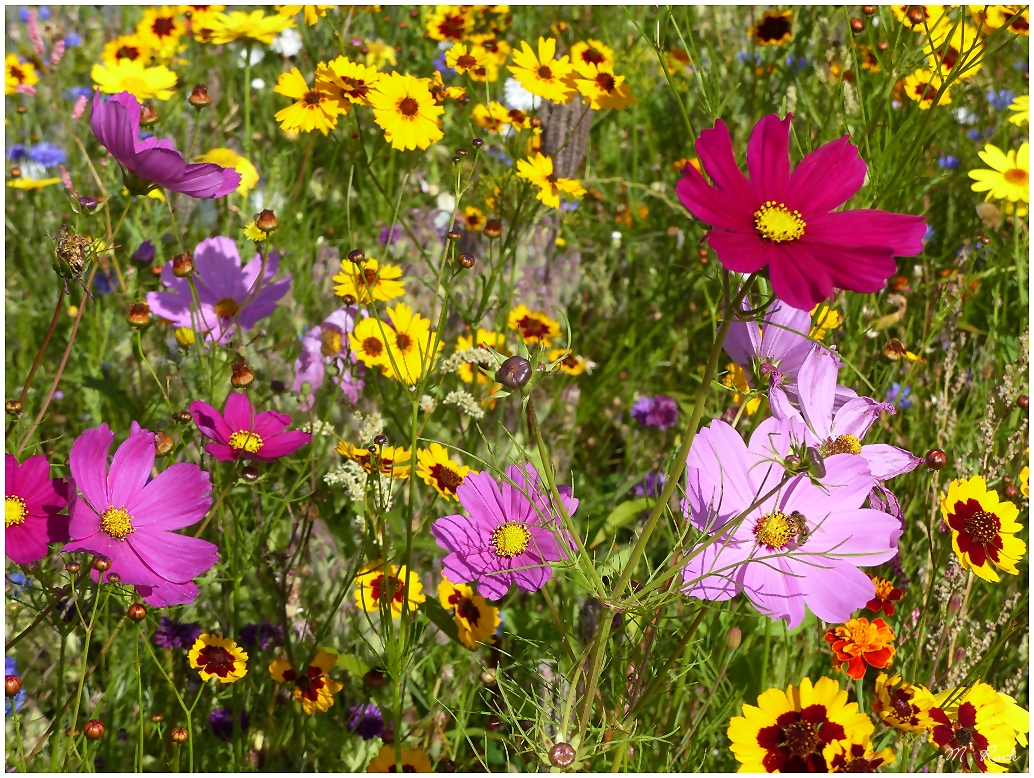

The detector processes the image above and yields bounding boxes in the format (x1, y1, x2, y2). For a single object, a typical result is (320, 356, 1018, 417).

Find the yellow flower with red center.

(547, 349, 591, 376)
(276, 5, 334, 26)
(417, 443, 472, 501)
(354, 560, 425, 617)
(424, 5, 472, 41)
(204, 9, 295, 44)
(456, 329, 504, 384)
(437, 574, 500, 649)
(336, 441, 412, 479)
(928, 681, 1026, 772)
(940, 476, 1026, 582)
(872, 673, 936, 733)
(823, 618, 895, 680)
(4, 54, 38, 96)
(823, 734, 895, 772)
(445, 42, 488, 76)
(507, 304, 561, 347)
(865, 576, 903, 616)
(571, 39, 615, 71)
(101, 35, 153, 68)
(315, 56, 381, 109)
(1009, 94, 1029, 126)
(368, 73, 444, 151)
(136, 6, 185, 59)
(332, 258, 405, 303)
(471, 101, 510, 133)
(269, 649, 343, 715)
(722, 363, 761, 415)
(188, 634, 249, 684)
(274, 69, 343, 135)
(750, 9, 794, 45)
(350, 318, 392, 371)
(727, 676, 874, 772)
(516, 153, 586, 210)
(367, 744, 432, 772)
(1020, 466, 1029, 498)
(925, 20, 984, 80)
(903, 68, 953, 109)
(573, 64, 637, 111)
(463, 206, 486, 232)
(507, 37, 576, 105)
(428, 70, 467, 104)
(973, 5, 1030, 35)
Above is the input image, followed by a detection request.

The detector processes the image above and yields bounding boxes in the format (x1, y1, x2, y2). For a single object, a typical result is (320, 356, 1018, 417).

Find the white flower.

(251, 77, 265, 90)
(419, 394, 438, 414)
(445, 389, 485, 420)
(272, 28, 303, 57)
(503, 77, 540, 111)
(953, 106, 978, 125)
(238, 47, 265, 67)
(324, 459, 368, 502)
(353, 410, 385, 444)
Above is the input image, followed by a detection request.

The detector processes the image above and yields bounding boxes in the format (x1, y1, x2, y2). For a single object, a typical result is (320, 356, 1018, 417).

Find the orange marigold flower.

(823, 617, 895, 680)
(865, 576, 903, 616)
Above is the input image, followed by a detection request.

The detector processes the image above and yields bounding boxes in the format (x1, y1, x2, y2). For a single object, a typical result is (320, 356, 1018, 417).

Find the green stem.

(621, 608, 705, 723)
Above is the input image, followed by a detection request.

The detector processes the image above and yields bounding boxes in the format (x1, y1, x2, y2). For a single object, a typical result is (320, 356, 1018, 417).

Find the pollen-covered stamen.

(101, 506, 135, 540)
(784, 720, 820, 757)
(820, 434, 863, 457)
(320, 327, 343, 357)
(491, 522, 531, 558)
(754, 201, 806, 242)
(964, 509, 1000, 544)
(228, 430, 263, 453)
(214, 297, 240, 318)
(5, 496, 27, 528)
(753, 510, 808, 550)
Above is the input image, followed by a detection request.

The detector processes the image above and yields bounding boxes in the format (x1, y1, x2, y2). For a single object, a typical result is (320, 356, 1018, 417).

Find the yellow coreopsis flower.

(205, 10, 295, 45)
(188, 634, 249, 684)
(516, 153, 586, 209)
(571, 39, 616, 71)
(315, 56, 381, 108)
(471, 101, 510, 133)
(940, 476, 1026, 582)
(969, 143, 1029, 203)
(269, 650, 343, 715)
(4, 54, 38, 95)
(195, 148, 259, 196)
(872, 673, 937, 733)
(91, 59, 178, 101)
(810, 304, 843, 340)
(337, 440, 412, 479)
(1020, 465, 1029, 498)
(573, 64, 637, 110)
(136, 6, 185, 59)
(354, 560, 425, 617)
(892, 5, 946, 30)
(721, 363, 761, 415)
(350, 318, 392, 371)
(548, 349, 592, 376)
(276, 5, 334, 25)
(101, 35, 153, 68)
(380, 302, 442, 384)
(508, 304, 560, 347)
(750, 9, 794, 45)
(925, 21, 984, 80)
(507, 37, 577, 104)
(456, 329, 503, 383)
(437, 574, 500, 649)
(973, 4, 1029, 35)
(368, 72, 444, 151)
(368, 745, 432, 773)
(274, 69, 343, 135)
(363, 39, 397, 69)
(424, 5, 472, 41)
(822, 734, 895, 772)
(332, 257, 405, 303)
(1008, 94, 1029, 126)
(417, 443, 473, 501)
(463, 206, 486, 232)
(445, 42, 488, 76)
(903, 68, 953, 109)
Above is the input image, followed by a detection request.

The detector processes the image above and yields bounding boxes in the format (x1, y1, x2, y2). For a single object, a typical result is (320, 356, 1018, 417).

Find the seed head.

(65, 561, 81, 573)
(374, 434, 388, 445)
(451, 155, 461, 164)
(459, 253, 476, 269)
(91, 555, 112, 572)
(106, 573, 121, 584)
(149, 712, 163, 723)
(877, 40, 889, 51)
(188, 84, 211, 109)
(78, 196, 99, 212)
(484, 218, 502, 239)
(472, 137, 484, 148)
(230, 360, 256, 389)
(1018, 394, 1029, 410)
(241, 465, 260, 483)
(84, 720, 106, 740)
(139, 104, 160, 127)
(925, 449, 947, 470)
(10, 166, 21, 179)
(850, 17, 865, 33)
(5, 401, 23, 417)
(128, 603, 147, 622)
(255, 209, 278, 232)
(342, 293, 357, 305)
(1004, 484, 1019, 499)
(496, 356, 532, 390)
(446, 229, 462, 242)
(457, 148, 468, 156)
(549, 742, 577, 768)
(862, 5, 877, 14)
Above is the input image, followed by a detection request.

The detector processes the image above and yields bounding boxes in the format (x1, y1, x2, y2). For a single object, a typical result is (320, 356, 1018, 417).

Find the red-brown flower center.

(456, 54, 477, 70)
(398, 96, 419, 116)
(395, 332, 414, 351)
(594, 72, 617, 92)
(429, 463, 463, 495)
(303, 90, 324, 106)
(537, 65, 553, 80)
(152, 17, 176, 37)
(457, 595, 481, 626)
(581, 48, 605, 65)
(116, 45, 142, 60)
(964, 509, 1000, 544)
(198, 645, 235, 676)
(517, 315, 551, 339)
(362, 337, 384, 357)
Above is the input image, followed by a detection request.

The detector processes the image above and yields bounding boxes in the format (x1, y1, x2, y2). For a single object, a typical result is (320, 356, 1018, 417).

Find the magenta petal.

(223, 392, 256, 432)
(252, 410, 292, 439)
(69, 425, 115, 513)
(695, 119, 759, 204)
(705, 230, 774, 274)
(128, 530, 219, 583)
(682, 540, 749, 601)
(675, 169, 755, 232)
(832, 397, 885, 440)
(805, 209, 928, 256)
(431, 514, 494, 554)
(746, 113, 791, 202)
(204, 442, 239, 462)
(66, 490, 102, 542)
(766, 243, 834, 311)
(6, 520, 51, 564)
(253, 431, 310, 461)
(785, 134, 867, 216)
(108, 430, 156, 509)
(193, 237, 246, 300)
(455, 471, 507, 528)
(759, 301, 813, 375)
(508, 562, 550, 593)
(440, 551, 481, 587)
(476, 567, 513, 600)
(189, 400, 231, 444)
(136, 580, 200, 608)
(126, 462, 212, 530)
(724, 307, 762, 368)
(801, 241, 898, 295)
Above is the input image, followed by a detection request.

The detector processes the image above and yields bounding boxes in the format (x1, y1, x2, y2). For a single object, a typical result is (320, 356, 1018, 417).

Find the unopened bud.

(154, 431, 174, 456)
(374, 434, 388, 446)
(947, 594, 962, 614)
(952, 647, 966, 664)
(458, 253, 475, 269)
(5, 676, 22, 697)
(472, 137, 484, 148)
(78, 196, 99, 212)
(862, 5, 877, 14)
(483, 219, 502, 239)
(65, 561, 81, 573)
(363, 668, 387, 687)
(230, 360, 255, 389)
(1004, 484, 1019, 499)
(149, 712, 163, 723)
(342, 293, 357, 305)
(171, 727, 188, 744)
(10, 166, 21, 179)
(172, 410, 192, 423)
(805, 446, 826, 479)
(269, 379, 286, 393)
(84, 720, 106, 740)
(139, 103, 160, 127)
(549, 742, 576, 768)
(255, 209, 278, 232)
(925, 449, 947, 470)
(241, 465, 260, 483)
(127, 302, 151, 328)
(850, 17, 865, 33)
(171, 252, 193, 277)
(91, 555, 112, 572)
(451, 155, 462, 165)
(188, 84, 210, 109)
(106, 572, 121, 584)
(131, 240, 156, 266)
(496, 356, 532, 390)
(726, 627, 742, 651)
(1018, 394, 1029, 410)
(446, 229, 462, 241)
(347, 249, 365, 264)
(6, 401, 23, 417)
(128, 603, 147, 622)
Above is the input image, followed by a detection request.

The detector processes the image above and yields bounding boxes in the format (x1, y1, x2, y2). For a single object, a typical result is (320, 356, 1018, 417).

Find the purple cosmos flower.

(293, 306, 365, 410)
(90, 91, 240, 199)
(147, 237, 291, 344)
(347, 704, 385, 740)
(63, 424, 218, 608)
(6, 453, 69, 565)
(630, 395, 680, 429)
(239, 621, 283, 650)
(681, 418, 902, 627)
(154, 616, 203, 649)
(430, 464, 578, 600)
(209, 706, 250, 741)
(189, 392, 311, 463)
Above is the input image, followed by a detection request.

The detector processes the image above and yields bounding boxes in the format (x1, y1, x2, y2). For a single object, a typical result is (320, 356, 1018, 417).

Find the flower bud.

(139, 103, 160, 127)
(908, 8, 924, 24)
(850, 17, 865, 33)
(877, 40, 889, 51)
(458, 253, 475, 269)
(947, 594, 962, 614)
(342, 293, 357, 305)
(188, 84, 210, 109)
(496, 356, 532, 390)
(10, 166, 21, 179)
(171, 727, 188, 744)
(106, 572, 121, 584)
(483, 219, 502, 239)
(241, 465, 260, 483)
(255, 209, 278, 232)
(925, 449, 947, 470)
(130, 240, 157, 266)
(374, 434, 388, 446)
(472, 137, 484, 148)
(171, 252, 193, 277)
(450, 155, 461, 165)
(65, 561, 81, 573)
(84, 720, 106, 740)
(363, 668, 387, 687)
(1004, 484, 1019, 499)
(5, 401, 23, 417)
(172, 410, 192, 423)
(77, 195, 99, 212)
(269, 379, 286, 393)
(367, 444, 378, 454)
(128, 603, 147, 622)
(127, 302, 151, 328)
(446, 229, 462, 242)
(480, 669, 496, 685)
(149, 712, 163, 723)
(805, 446, 826, 479)
(439, 758, 457, 772)
(154, 431, 174, 456)
(549, 742, 576, 768)
(862, 5, 877, 14)
(230, 360, 255, 389)
(725, 627, 742, 651)
(347, 249, 365, 264)
(91, 555, 112, 572)
(1018, 394, 1029, 410)
(5, 675, 22, 697)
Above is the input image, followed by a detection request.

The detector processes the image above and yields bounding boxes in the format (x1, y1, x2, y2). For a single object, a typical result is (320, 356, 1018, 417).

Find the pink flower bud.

(50, 39, 65, 67)
(27, 9, 45, 56)
(60, 166, 77, 195)
(72, 95, 87, 120)
(15, 84, 36, 97)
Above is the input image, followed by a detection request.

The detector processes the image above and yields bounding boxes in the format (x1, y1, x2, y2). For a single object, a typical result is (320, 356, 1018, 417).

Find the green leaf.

(422, 597, 461, 644)
(336, 653, 371, 678)
(590, 498, 652, 548)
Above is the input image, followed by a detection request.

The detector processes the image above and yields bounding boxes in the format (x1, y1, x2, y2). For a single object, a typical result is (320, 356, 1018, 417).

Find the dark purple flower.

(632, 471, 667, 499)
(630, 395, 680, 429)
(378, 225, 403, 245)
(153, 616, 202, 650)
(347, 704, 384, 740)
(6, 145, 27, 161)
(90, 91, 240, 199)
(209, 706, 250, 741)
(131, 240, 156, 264)
(93, 268, 119, 295)
(239, 621, 283, 651)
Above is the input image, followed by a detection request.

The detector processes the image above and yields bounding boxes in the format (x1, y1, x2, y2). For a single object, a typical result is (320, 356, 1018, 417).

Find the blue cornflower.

(64, 86, 92, 102)
(785, 54, 809, 73)
(1015, 60, 1028, 72)
(431, 51, 456, 78)
(886, 383, 913, 411)
(93, 268, 119, 295)
(5, 656, 26, 717)
(487, 147, 512, 166)
(27, 142, 66, 169)
(967, 129, 984, 141)
(923, 225, 935, 242)
(987, 89, 1016, 110)
(737, 51, 762, 66)
(938, 155, 960, 169)
(64, 31, 82, 47)
(6, 144, 27, 161)
(6, 571, 28, 600)
(561, 200, 580, 213)
(20, 6, 50, 21)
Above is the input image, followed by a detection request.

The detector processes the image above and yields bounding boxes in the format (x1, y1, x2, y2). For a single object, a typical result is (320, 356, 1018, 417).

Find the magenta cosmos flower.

(63, 425, 217, 607)
(681, 418, 901, 627)
(190, 391, 311, 462)
(430, 464, 578, 600)
(676, 113, 927, 311)
(91, 91, 240, 198)
(147, 237, 291, 345)
(6, 454, 69, 565)
(293, 306, 365, 410)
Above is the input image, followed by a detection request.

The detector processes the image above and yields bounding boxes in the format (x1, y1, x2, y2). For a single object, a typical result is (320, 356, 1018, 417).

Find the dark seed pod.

(348, 249, 365, 264)
(805, 447, 826, 479)
(458, 253, 475, 269)
(5, 676, 22, 697)
(65, 561, 81, 573)
(472, 138, 484, 148)
(188, 84, 211, 109)
(876, 40, 889, 51)
(439, 758, 457, 772)
(172, 410, 192, 423)
(374, 434, 388, 445)
(91, 555, 112, 572)
(367, 444, 378, 454)
(925, 449, 947, 470)
(255, 209, 279, 232)
(269, 379, 286, 393)
(9, 166, 21, 178)
(171, 727, 188, 744)
(241, 466, 260, 483)
(128, 603, 147, 622)
(549, 742, 576, 768)
(106, 573, 121, 584)
(862, 5, 877, 14)
(451, 155, 462, 164)
(850, 17, 865, 33)
(1018, 394, 1029, 409)
(342, 293, 357, 305)
(446, 229, 462, 241)
(78, 196, 99, 212)
(483, 219, 502, 239)
(1004, 484, 1019, 499)
(496, 356, 532, 390)
(150, 713, 163, 723)
(457, 148, 468, 156)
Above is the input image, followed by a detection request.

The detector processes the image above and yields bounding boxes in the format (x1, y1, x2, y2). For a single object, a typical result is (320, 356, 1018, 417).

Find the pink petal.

(190, 400, 231, 444)
(741, 556, 806, 628)
(69, 425, 115, 513)
(785, 135, 867, 216)
(806, 506, 901, 560)
(724, 305, 762, 368)
(796, 348, 838, 439)
(831, 397, 885, 439)
(794, 559, 876, 625)
(675, 170, 755, 232)
(431, 514, 494, 555)
(455, 471, 507, 527)
(108, 430, 156, 509)
(222, 392, 256, 432)
(746, 113, 792, 202)
(684, 420, 756, 530)
(125, 462, 212, 530)
(766, 243, 834, 311)
(704, 230, 774, 274)
(805, 208, 927, 256)
(862, 444, 923, 481)
(695, 119, 758, 204)
(204, 442, 240, 462)
(128, 529, 219, 583)
(759, 301, 813, 374)
(252, 430, 310, 461)
(6, 520, 51, 564)
(252, 410, 292, 439)
(136, 580, 200, 608)
(682, 540, 749, 601)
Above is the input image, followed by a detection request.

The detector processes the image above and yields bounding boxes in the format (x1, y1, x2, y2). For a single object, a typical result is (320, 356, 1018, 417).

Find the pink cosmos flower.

(147, 237, 291, 345)
(676, 113, 927, 311)
(63, 425, 217, 608)
(431, 464, 578, 600)
(91, 92, 240, 198)
(293, 306, 365, 410)
(5, 454, 69, 565)
(681, 418, 901, 627)
(190, 392, 311, 462)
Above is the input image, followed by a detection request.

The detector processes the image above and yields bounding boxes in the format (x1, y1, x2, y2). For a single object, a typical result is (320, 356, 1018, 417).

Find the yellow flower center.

(491, 522, 531, 558)
(753, 510, 808, 550)
(754, 201, 806, 242)
(215, 297, 240, 318)
(101, 506, 135, 540)
(1004, 167, 1028, 186)
(5, 496, 27, 528)
(820, 434, 863, 457)
(229, 430, 263, 453)
(320, 329, 343, 357)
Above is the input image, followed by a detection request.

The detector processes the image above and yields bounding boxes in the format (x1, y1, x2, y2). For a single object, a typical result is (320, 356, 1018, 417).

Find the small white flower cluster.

(445, 389, 485, 420)
(419, 394, 438, 414)
(440, 347, 497, 375)
(301, 420, 336, 437)
(353, 410, 385, 443)
(324, 459, 368, 503)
